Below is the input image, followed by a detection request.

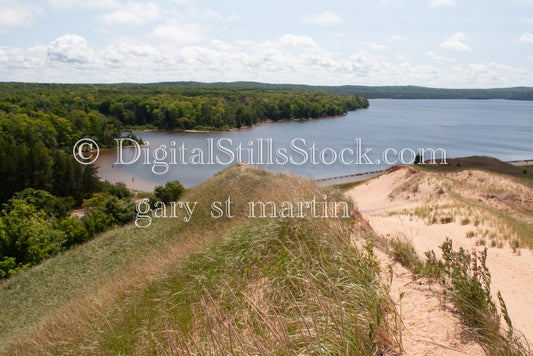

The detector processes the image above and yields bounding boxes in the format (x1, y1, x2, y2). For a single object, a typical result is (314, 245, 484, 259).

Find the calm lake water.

(95, 99, 533, 190)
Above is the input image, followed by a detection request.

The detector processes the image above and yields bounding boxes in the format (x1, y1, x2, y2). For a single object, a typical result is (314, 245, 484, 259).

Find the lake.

(95, 99, 533, 190)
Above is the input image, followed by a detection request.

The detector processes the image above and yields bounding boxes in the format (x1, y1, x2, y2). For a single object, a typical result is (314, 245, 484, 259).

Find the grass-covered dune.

(0, 164, 398, 355)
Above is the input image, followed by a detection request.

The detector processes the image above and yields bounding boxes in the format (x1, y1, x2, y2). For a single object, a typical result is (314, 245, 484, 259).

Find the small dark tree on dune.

(153, 180, 185, 204)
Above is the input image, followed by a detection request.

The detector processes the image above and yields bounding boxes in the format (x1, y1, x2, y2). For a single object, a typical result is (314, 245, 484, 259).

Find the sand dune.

(347, 165, 533, 353)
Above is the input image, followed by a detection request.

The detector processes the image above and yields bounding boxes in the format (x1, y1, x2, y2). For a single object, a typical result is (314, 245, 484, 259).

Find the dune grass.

(415, 156, 533, 188)
(0, 165, 401, 355)
(0, 164, 296, 352)
(382, 235, 530, 355)
(98, 218, 398, 355)
(383, 164, 533, 249)
(435, 239, 530, 355)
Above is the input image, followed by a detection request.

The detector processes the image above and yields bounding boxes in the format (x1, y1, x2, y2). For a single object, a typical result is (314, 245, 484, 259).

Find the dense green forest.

(109, 81, 533, 100)
(0, 83, 369, 131)
(0, 83, 367, 201)
(0, 83, 368, 277)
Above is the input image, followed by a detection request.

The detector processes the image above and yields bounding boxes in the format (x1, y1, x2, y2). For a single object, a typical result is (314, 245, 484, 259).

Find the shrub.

(152, 180, 185, 204)
(475, 238, 486, 246)
(60, 217, 90, 247)
(7, 188, 74, 219)
(102, 196, 135, 225)
(83, 210, 113, 236)
(440, 216, 454, 224)
(461, 217, 471, 225)
(0, 200, 66, 272)
(83, 193, 135, 227)
(0, 256, 18, 278)
(102, 181, 131, 199)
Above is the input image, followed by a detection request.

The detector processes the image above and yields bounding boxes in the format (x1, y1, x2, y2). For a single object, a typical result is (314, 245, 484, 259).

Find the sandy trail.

(373, 248, 483, 355)
(347, 166, 533, 349)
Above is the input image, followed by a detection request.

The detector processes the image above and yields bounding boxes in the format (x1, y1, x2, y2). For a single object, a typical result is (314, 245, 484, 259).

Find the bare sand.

(347, 166, 533, 351)
(96, 147, 156, 191)
(374, 248, 484, 355)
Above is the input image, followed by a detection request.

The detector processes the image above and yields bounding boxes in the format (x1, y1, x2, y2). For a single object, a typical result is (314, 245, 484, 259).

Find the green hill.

(117, 81, 533, 100)
(0, 165, 397, 355)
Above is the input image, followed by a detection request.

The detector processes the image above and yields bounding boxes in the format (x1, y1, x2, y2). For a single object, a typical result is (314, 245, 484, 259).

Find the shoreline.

(129, 109, 362, 134)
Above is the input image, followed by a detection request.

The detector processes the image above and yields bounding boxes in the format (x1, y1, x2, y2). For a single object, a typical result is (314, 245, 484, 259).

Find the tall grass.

(146, 217, 400, 355)
(2, 165, 401, 354)
(381, 233, 530, 355)
(387, 236, 421, 271)
(406, 239, 531, 355)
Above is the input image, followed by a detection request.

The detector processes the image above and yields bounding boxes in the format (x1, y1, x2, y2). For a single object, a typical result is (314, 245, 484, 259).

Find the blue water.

(96, 99, 533, 189)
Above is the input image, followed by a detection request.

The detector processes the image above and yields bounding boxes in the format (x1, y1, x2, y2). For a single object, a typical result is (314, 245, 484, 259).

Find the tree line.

(0, 83, 368, 277)
(144, 81, 533, 100)
(0, 83, 369, 131)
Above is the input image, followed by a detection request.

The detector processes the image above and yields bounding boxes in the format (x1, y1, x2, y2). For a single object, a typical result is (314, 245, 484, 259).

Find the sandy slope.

(347, 166, 533, 351)
(374, 248, 484, 355)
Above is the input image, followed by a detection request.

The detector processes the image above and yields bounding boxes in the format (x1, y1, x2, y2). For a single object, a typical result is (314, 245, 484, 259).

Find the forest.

(0, 83, 369, 131)
(117, 81, 533, 100)
(0, 83, 368, 277)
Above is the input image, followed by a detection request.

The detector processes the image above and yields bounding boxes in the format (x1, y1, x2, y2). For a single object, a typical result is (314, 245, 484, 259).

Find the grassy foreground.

(0, 165, 399, 354)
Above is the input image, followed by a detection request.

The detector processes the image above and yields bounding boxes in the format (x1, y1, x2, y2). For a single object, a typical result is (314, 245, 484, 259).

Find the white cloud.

(489, 62, 515, 71)
(104, 39, 159, 65)
(380, 0, 404, 5)
(518, 31, 533, 44)
(0, 45, 47, 68)
(440, 32, 472, 52)
(152, 22, 206, 45)
(277, 34, 319, 50)
(210, 40, 233, 52)
(48, 0, 120, 10)
(469, 63, 488, 72)
(391, 35, 405, 41)
(47, 34, 96, 64)
(204, 9, 223, 21)
(333, 32, 347, 38)
(3, 32, 533, 87)
(528, 18, 533, 24)
(396, 54, 409, 62)
(302, 11, 343, 25)
(102, 2, 161, 26)
(427, 51, 455, 62)
(364, 41, 388, 51)
(226, 14, 239, 22)
(429, 0, 456, 8)
(0, 0, 43, 34)
(0, 48, 7, 64)
(203, 9, 238, 22)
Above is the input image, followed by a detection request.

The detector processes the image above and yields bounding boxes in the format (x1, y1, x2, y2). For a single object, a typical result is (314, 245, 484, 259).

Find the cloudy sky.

(1, 0, 533, 87)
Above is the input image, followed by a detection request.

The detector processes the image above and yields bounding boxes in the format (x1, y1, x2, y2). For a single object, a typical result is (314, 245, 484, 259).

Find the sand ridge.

(347, 165, 533, 352)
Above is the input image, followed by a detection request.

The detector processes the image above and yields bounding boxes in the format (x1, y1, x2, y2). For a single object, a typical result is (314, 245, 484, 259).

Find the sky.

(1, 0, 533, 87)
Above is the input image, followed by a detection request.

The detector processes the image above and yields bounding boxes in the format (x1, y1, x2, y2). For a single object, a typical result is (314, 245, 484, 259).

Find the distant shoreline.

(4, 82, 532, 100)
(131, 111, 354, 134)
